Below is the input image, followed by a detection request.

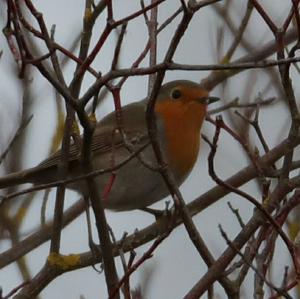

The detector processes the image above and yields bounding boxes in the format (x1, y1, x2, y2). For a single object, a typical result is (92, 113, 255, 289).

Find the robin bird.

(0, 80, 219, 211)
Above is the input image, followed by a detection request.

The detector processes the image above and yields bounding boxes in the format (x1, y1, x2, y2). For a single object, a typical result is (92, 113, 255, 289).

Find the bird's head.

(155, 80, 219, 128)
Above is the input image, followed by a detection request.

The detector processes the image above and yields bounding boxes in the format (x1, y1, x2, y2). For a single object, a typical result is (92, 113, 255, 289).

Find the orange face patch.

(155, 87, 208, 177)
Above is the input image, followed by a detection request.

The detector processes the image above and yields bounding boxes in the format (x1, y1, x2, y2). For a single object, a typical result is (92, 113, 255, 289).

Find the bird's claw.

(89, 240, 103, 273)
(140, 201, 171, 221)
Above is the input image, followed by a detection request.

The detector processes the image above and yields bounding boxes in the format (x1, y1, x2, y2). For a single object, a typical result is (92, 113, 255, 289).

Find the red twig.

(204, 116, 300, 274)
(109, 231, 171, 299)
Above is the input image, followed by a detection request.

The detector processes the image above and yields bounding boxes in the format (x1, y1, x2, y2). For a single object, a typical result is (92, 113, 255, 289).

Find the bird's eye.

(171, 89, 182, 99)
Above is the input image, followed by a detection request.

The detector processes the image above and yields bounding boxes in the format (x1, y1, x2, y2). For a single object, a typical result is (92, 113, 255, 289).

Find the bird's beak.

(197, 96, 220, 105)
(206, 96, 220, 105)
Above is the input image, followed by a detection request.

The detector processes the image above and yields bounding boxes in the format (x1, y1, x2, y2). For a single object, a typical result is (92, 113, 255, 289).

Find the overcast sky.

(0, 1, 297, 298)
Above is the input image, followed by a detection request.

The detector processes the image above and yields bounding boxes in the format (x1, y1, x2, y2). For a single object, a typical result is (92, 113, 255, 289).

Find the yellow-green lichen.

(48, 253, 81, 270)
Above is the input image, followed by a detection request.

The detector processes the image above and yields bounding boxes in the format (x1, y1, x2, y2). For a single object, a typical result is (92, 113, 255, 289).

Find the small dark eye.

(171, 89, 182, 99)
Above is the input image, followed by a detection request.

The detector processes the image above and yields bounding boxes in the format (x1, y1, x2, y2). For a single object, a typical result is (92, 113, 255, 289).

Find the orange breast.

(155, 100, 206, 180)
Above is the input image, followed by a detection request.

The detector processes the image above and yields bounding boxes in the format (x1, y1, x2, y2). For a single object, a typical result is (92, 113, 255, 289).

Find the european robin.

(0, 80, 219, 211)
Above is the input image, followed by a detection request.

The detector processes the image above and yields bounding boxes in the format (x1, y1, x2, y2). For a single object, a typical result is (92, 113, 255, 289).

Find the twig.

(218, 224, 292, 299)
(0, 115, 33, 165)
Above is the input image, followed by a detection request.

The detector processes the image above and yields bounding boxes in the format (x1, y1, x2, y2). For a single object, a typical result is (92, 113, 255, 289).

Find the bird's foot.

(89, 240, 103, 273)
(140, 201, 171, 221)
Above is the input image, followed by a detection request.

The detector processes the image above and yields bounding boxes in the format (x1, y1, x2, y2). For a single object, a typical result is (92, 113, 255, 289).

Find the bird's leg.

(140, 207, 164, 219)
(140, 201, 171, 220)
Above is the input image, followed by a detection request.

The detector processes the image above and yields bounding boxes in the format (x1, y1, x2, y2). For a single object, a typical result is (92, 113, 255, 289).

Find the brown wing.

(38, 100, 150, 170)
(38, 129, 149, 169)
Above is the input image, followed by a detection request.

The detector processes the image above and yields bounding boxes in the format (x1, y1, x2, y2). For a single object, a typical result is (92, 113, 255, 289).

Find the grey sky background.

(0, 1, 297, 298)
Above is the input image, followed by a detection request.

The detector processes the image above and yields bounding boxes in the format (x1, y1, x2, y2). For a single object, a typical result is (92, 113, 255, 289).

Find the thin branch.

(0, 115, 33, 165)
